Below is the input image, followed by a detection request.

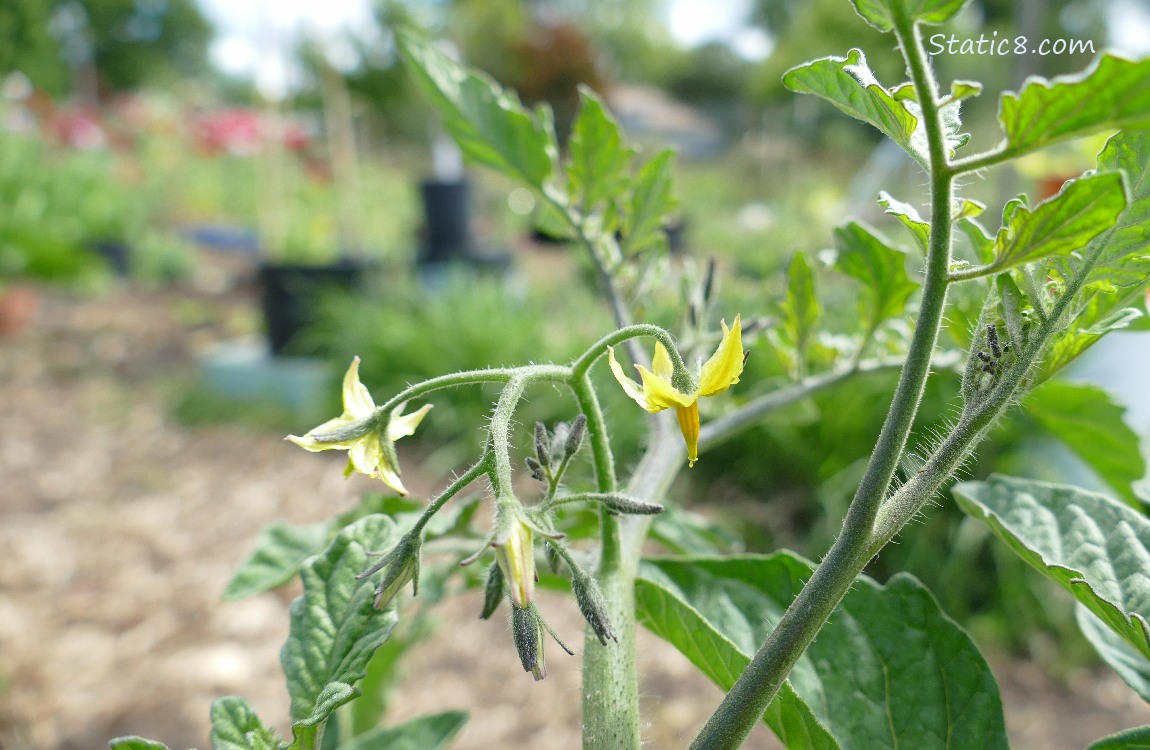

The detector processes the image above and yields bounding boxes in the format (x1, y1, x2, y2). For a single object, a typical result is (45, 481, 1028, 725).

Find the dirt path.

(1, 287, 1146, 749)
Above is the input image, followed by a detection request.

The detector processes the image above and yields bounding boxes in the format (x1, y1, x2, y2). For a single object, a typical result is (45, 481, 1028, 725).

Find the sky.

(196, 0, 762, 94)
(197, 0, 1150, 94)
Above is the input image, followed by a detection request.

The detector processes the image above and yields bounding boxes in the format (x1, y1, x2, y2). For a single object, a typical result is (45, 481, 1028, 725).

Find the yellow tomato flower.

(287, 357, 431, 495)
(495, 518, 536, 609)
(608, 315, 743, 467)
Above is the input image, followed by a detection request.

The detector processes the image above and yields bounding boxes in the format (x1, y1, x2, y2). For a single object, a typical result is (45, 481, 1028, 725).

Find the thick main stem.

(690, 14, 955, 749)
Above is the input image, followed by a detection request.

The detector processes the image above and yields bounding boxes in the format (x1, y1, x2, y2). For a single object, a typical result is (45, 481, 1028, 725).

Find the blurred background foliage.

(1, 0, 1146, 672)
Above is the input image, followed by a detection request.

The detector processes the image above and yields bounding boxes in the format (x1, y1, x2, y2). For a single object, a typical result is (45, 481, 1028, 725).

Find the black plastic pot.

(90, 238, 132, 276)
(258, 260, 367, 356)
(418, 179, 472, 264)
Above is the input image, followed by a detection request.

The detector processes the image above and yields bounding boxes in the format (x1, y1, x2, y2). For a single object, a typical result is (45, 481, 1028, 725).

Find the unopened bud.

(534, 422, 552, 468)
(544, 541, 564, 574)
(525, 456, 546, 482)
(564, 414, 587, 458)
(597, 492, 664, 515)
(570, 569, 617, 645)
(480, 562, 505, 620)
(511, 603, 546, 680)
(549, 422, 571, 460)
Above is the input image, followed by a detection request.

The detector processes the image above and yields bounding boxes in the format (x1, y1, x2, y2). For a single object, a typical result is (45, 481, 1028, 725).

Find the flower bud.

(493, 516, 536, 608)
(533, 422, 552, 468)
(511, 603, 546, 681)
(596, 492, 664, 515)
(564, 414, 587, 458)
(571, 568, 617, 645)
(524, 456, 546, 482)
(480, 562, 505, 620)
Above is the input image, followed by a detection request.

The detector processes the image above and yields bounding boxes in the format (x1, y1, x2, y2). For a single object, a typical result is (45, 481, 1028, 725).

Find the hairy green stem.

(412, 453, 492, 535)
(377, 366, 568, 416)
(571, 323, 684, 379)
(690, 13, 956, 749)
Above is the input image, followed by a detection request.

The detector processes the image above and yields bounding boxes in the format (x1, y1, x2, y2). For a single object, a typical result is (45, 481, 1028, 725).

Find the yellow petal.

(286, 432, 351, 452)
(376, 458, 409, 496)
(652, 341, 675, 381)
(496, 521, 535, 608)
(348, 432, 384, 478)
(674, 402, 700, 467)
(342, 356, 375, 418)
(697, 315, 743, 397)
(608, 346, 650, 410)
(387, 403, 433, 441)
(635, 363, 694, 411)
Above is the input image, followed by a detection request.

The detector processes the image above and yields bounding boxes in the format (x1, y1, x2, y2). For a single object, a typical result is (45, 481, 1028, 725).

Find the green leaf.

(833, 221, 919, 330)
(783, 50, 925, 166)
(779, 252, 820, 376)
(878, 191, 929, 253)
(1086, 725, 1150, 749)
(989, 172, 1127, 273)
(223, 521, 328, 601)
(281, 516, 400, 748)
(956, 217, 995, 264)
(1039, 293, 1145, 381)
(636, 554, 839, 750)
(1023, 380, 1147, 508)
(210, 696, 282, 750)
(849, 0, 968, 31)
(622, 149, 676, 256)
(1090, 129, 1150, 289)
(953, 475, 1150, 666)
(340, 711, 469, 750)
(108, 739, 171, 750)
(994, 55, 1150, 163)
(567, 86, 634, 213)
(648, 506, 739, 555)
(395, 32, 557, 189)
(637, 554, 1009, 750)
(1077, 604, 1150, 702)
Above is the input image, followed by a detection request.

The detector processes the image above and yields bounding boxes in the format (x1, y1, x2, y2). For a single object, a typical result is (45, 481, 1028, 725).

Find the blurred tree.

(0, 0, 212, 98)
(0, 0, 68, 94)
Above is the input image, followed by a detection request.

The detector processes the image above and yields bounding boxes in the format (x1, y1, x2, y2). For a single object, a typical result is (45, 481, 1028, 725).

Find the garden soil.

(2, 286, 1148, 750)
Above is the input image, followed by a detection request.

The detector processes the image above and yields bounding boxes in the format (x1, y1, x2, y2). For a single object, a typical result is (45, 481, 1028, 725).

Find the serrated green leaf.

(622, 150, 676, 256)
(1023, 380, 1146, 508)
(1086, 724, 1150, 749)
(953, 475, 1150, 666)
(783, 50, 925, 166)
(849, 0, 968, 31)
(949, 80, 983, 103)
(989, 172, 1127, 273)
(108, 738, 171, 750)
(340, 711, 469, 750)
(993, 55, 1150, 163)
(224, 522, 328, 601)
(1089, 129, 1150, 288)
(637, 554, 1008, 750)
(281, 516, 400, 748)
(833, 221, 919, 330)
(1039, 294, 1145, 381)
(567, 87, 633, 213)
(878, 191, 929, 253)
(210, 696, 282, 750)
(779, 252, 820, 377)
(395, 32, 557, 189)
(1077, 603, 1150, 702)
